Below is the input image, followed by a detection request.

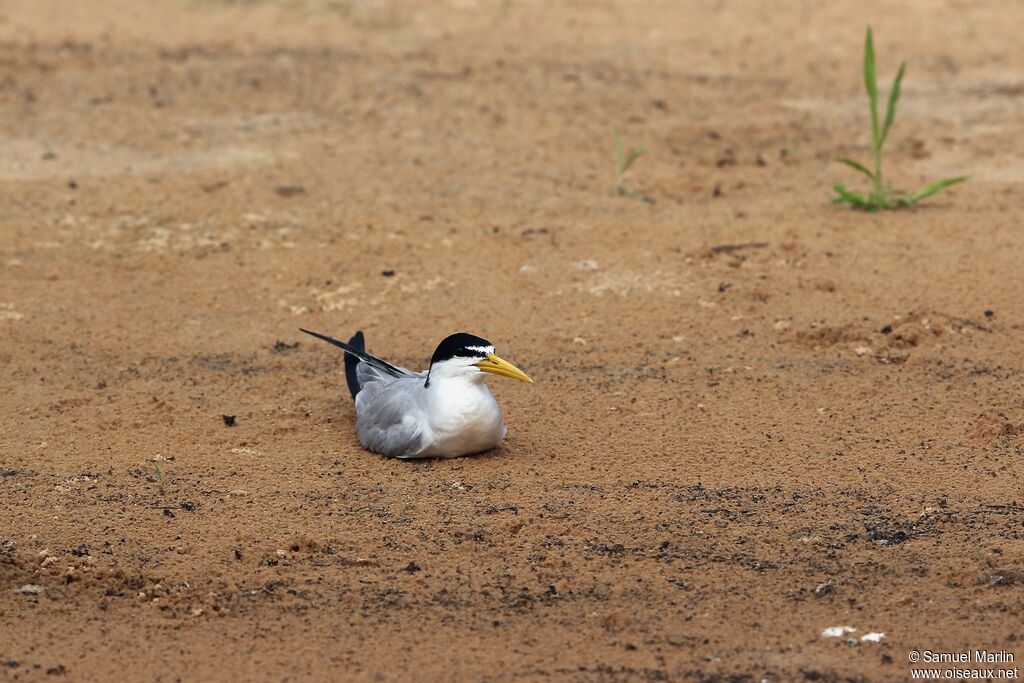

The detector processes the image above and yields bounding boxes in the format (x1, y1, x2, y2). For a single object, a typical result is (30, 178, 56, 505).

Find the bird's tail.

(343, 331, 365, 400)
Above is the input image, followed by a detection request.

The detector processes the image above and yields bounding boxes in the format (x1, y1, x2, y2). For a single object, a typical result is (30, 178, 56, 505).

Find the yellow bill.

(475, 353, 533, 383)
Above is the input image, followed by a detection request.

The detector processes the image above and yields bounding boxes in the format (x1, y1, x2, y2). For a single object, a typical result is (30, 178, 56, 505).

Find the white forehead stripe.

(466, 345, 494, 354)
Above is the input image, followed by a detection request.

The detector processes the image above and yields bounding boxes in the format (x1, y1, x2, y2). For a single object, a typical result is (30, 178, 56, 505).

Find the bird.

(300, 328, 533, 459)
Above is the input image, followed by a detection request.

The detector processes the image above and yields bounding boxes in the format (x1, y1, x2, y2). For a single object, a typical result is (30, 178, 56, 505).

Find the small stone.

(14, 584, 44, 594)
(822, 626, 856, 638)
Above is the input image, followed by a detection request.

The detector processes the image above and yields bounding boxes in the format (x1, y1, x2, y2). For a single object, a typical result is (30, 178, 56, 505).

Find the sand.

(1, 0, 1022, 680)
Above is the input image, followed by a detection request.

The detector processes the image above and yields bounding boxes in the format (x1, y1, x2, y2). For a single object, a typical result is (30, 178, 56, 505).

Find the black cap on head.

(430, 332, 493, 366)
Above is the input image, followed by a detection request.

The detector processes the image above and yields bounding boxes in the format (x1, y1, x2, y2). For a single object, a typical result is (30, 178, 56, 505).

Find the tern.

(301, 329, 533, 459)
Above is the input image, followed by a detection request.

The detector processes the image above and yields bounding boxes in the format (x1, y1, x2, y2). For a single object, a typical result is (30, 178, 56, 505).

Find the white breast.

(417, 376, 506, 458)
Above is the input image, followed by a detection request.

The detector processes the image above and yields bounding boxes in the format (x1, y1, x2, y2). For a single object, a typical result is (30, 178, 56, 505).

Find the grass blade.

(615, 133, 625, 175)
(898, 176, 969, 205)
(880, 61, 906, 150)
(622, 146, 646, 174)
(835, 158, 875, 179)
(832, 183, 869, 207)
(864, 27, 880, 152)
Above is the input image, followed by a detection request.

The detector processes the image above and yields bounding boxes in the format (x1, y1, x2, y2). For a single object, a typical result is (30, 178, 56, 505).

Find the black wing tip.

(301, 328, 404, 380)
(300, 328, 353, 353)
(300, 328, 364, 400)
(300, 328, 366, 351)
(299, 327, 328, 340)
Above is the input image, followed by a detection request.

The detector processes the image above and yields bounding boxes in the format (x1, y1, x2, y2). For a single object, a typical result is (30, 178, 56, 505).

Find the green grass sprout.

(833, 27, 967, 212)
(614, 132, 646, 199)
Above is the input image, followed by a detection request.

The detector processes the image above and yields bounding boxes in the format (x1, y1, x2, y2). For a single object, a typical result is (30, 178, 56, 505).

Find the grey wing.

(354, 374, 429, 458)
(355, 361, 415, 389)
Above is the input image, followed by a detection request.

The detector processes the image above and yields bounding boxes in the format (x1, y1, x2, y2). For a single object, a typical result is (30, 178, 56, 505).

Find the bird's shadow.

(392, 444, 511, 464)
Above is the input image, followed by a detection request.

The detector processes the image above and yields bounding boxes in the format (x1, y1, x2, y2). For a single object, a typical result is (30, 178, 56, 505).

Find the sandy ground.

(1, 0, 1023, 681)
